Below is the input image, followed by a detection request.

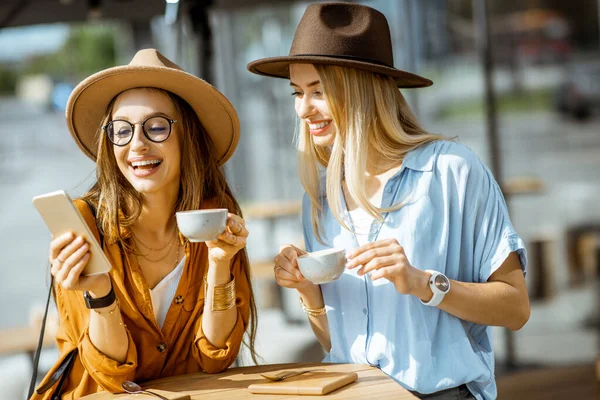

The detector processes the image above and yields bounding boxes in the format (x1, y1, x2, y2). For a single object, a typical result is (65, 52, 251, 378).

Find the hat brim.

(66, 65, 239, 166)
(247, 55, 432, 88)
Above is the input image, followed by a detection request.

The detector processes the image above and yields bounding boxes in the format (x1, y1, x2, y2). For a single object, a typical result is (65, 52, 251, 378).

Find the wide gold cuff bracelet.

(204, 275, 236, 312)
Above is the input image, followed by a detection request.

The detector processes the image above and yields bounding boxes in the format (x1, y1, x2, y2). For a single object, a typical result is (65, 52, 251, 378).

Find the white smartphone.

(32, 190, 112, 276)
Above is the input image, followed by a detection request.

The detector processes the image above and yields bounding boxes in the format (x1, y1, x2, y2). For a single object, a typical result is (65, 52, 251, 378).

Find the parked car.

(555, 61, 600, 120)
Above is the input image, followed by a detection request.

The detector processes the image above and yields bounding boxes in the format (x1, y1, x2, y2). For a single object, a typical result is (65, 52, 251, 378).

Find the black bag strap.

(35, 347, 77, 395)
(49, 348, 77, 400)
(28, 199, 104, 399)
(27, 275, 56, 399)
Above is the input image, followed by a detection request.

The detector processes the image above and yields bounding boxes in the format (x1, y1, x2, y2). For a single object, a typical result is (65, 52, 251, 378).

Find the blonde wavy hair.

(297, 65, 446, 242)
(80, 89, 259, 364)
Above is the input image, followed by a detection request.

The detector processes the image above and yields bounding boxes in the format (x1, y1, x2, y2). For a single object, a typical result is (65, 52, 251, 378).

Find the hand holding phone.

(33, 191, 112, 293)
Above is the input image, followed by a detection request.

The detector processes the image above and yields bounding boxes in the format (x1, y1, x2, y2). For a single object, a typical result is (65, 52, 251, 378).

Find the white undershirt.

(150, 256, 186, 329)
(348, 196, 383, 247)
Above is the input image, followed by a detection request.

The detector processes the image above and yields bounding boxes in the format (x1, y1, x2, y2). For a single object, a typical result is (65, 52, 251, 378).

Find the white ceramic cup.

(297, 248, 346, 284)
(176, 209, 228, 242)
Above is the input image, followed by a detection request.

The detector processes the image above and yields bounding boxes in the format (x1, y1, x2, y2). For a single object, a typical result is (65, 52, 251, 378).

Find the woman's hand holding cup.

(205, 213, 248, 264)
(273, 245, 316, 292)
(176, 209, 248, 265)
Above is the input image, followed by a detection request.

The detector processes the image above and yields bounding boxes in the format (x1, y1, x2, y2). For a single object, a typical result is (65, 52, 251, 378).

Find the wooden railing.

(241, 200, 303, 280)
(0, 324, 56, 359)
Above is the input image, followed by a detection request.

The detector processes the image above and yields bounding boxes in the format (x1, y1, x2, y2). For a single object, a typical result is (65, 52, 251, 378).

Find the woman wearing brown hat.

(249, 3, 529, 400)
(32, 49, 257, 399)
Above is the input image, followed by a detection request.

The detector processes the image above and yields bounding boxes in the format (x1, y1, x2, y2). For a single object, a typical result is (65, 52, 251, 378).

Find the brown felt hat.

(66, 48, 240, 165)
(247, 2, 432, 88)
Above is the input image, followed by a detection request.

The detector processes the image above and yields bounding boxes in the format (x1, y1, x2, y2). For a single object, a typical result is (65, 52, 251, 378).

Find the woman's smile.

(128, 157, 163, 178)
(308, 120, 332, 136)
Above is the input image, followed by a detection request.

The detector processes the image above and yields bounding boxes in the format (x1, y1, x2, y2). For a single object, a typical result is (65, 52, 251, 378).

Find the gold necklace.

(135, 238, 175, 263)
(136, 242, 182, 287)
(131, 224, 177, 252)
(174, 241, 181, 268)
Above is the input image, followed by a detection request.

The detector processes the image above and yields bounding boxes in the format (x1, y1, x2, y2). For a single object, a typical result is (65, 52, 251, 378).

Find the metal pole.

(472, 0, 516, 371)
(473, 0, 502, 183)
(598, 0, 600, 48)
(404, 0, 420, 117)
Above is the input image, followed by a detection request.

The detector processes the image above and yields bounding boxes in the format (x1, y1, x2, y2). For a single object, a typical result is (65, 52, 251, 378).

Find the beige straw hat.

(66, 48, 239, 165)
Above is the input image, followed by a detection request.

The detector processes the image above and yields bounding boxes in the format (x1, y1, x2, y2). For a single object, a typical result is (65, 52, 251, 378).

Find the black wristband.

(83, 285, 116, 309)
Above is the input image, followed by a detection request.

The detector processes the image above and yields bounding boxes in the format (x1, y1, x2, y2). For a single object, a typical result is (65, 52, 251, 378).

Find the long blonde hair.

(80, 89, 259, 364)
(298, 65, 446, 242)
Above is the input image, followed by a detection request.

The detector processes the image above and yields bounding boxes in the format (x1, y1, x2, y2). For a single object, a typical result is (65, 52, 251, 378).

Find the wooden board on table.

(248, 371, 358, 395)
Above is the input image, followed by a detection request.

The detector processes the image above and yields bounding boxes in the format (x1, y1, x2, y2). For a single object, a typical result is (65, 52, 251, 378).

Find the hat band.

(291, 53, 393, 68)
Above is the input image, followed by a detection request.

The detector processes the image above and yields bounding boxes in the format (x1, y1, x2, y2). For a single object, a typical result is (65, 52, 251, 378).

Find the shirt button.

(385, 187, 392, 193)
(362, 308, 368, 315)
(174, 295, 184, 304)
(157, 343, 167, 352)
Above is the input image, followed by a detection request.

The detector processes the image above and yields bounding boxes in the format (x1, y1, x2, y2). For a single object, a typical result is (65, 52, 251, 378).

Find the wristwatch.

(84, 285, 116, 309)
(420, 270, 450, 307)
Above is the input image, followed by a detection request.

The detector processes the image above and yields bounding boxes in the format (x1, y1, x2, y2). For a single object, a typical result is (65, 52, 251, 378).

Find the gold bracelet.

(92, 298, 119, 315)
(204, 275, 236, 312)
(91, 299, 125, 327)
(299, 296, 326, 317)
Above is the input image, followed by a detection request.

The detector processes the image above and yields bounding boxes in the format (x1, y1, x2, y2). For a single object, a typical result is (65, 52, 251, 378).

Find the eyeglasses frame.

(102, 116, 178, 146)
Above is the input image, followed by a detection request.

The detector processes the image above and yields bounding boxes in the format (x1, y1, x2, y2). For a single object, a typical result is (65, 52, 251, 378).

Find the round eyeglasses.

(103, 116, 178, 146)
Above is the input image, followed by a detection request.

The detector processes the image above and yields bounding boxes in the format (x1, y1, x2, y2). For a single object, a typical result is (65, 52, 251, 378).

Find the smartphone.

(32, 190, 112, 276)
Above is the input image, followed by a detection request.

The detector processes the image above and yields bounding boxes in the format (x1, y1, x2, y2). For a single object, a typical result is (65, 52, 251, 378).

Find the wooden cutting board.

(248, 371, 358, 395)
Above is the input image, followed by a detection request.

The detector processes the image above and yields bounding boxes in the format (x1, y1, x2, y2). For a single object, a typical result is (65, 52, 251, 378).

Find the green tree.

(0, 65, 17, 94)
(21, 24, 117, 81)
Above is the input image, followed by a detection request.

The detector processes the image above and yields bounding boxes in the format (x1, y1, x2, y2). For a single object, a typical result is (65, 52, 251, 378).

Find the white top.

(150, 256, 186, 329)
(348, 195, 383, 246)
(348, 207, 376, 246)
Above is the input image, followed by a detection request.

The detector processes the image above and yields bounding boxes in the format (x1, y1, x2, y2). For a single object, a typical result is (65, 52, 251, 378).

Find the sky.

(0, 24, 69, 63)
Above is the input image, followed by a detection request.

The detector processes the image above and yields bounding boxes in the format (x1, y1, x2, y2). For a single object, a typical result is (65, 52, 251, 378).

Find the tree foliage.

(21, 24, 116, 82)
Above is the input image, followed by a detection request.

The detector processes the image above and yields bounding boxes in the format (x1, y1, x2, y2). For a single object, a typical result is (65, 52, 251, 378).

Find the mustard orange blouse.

(32, 199, 250, 399)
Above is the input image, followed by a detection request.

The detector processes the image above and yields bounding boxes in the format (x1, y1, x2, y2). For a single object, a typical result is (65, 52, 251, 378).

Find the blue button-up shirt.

(302, 140, 527, 400)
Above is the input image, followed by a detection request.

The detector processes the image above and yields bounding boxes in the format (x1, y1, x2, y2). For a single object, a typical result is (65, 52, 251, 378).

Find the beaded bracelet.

(204, 275, 236, 312)
(299, 296, 327, 317)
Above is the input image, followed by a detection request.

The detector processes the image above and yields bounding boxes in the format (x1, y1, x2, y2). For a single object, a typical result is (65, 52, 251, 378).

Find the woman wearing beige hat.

(32, 49, 257, 399)
(249, 3, 529, 399)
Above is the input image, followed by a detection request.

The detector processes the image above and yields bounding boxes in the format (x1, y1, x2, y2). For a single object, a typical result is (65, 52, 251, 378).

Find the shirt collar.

(317, 141, 437, 196)
(401, 141, 436, 172)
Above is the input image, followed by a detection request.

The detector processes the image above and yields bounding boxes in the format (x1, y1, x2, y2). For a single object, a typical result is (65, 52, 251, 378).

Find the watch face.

(434, 274, 450, 293)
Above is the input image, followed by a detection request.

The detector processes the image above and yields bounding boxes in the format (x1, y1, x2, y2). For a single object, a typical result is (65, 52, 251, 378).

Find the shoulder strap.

(35, 347, 77, 396)
(27, 275, 55, 399)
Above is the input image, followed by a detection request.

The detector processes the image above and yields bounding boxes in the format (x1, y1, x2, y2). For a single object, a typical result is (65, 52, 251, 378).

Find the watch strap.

(420, 270, 448, 307)
(84, 285, 116, 309)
